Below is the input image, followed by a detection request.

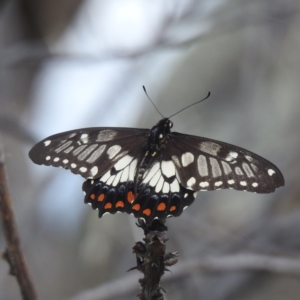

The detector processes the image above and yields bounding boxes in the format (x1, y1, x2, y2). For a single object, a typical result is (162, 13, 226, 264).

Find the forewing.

(29, 127, 149, 179)
(169, 132, 284, 193)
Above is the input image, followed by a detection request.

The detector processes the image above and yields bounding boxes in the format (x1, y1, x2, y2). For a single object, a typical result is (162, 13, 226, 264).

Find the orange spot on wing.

(90, 194, 95, 200)
(127, 191, 135, 203)
(142, 208, 151, 216)
(104, 203, 112, 209)
(116, 201, 124, 208)
(157, 203, 166, 211)
(98, 194, 105, 202)
(169, 206, 176, 212)
(132, 204, 140, 211)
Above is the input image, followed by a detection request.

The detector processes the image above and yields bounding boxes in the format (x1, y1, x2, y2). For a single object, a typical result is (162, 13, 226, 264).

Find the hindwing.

(83, 149, 196, 223)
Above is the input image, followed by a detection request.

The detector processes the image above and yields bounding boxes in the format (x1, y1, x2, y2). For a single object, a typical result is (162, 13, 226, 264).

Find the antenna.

(143, 86, 164, 119)
(168, 91, 211, 119)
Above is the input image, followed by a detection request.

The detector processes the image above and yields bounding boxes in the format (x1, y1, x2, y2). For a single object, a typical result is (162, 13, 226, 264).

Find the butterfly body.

(29, 118, 284, 224)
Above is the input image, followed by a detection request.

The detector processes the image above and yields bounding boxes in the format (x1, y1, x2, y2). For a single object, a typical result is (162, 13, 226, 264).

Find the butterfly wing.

(168, 132, 284, 193)
(29, 125, 284, 224)
(29, 127, 149, 179)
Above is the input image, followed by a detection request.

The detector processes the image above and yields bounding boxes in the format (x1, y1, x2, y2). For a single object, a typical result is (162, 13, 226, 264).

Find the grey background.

(0, 0, 299, 299)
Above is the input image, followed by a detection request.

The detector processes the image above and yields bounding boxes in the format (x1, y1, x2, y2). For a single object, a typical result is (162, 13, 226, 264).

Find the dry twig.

(0, 136, 38, 300)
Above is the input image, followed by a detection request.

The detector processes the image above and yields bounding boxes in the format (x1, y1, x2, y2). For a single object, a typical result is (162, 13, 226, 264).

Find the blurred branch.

(173, 253, 300, 278)
(1, 1, 298, 67)
(70, 253, 300, 300)
(0, 115, 36, 144)
(0, 135, 38, 300)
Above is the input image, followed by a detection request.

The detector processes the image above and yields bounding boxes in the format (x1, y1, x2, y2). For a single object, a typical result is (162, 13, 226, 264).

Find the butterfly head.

(155, 118, 173, 134)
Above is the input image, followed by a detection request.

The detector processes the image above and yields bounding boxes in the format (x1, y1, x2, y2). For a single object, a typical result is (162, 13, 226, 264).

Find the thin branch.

(0, 135, 38, 300)
(132, 219, 178, 300)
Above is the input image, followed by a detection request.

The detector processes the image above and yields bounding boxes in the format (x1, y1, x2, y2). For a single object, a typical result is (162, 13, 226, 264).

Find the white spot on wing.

(64, 146, 74, 153)
(55, 141, 73, 153)
(197, 154, 209, 177)
(71, 163, 77, 168)
(199, 181, 209, 188)
(46, 156, 51, 160)
(240, 181, 247, 186)
(251, 164, 258, 172)
(162, 182, 170, 193)
(120, 166, 129, 182)
(214, 181, 223, 187)
(63, 159, 68, 164)
(78, 144, 98, 161)
(114, 155, 133, 171)
(149, 171, 161, 187)
(96, 130, 117, 142)
(181, 152, 194, 167)
(268, 169, 275, 176)
(155, 177, 164, 193)
(161, 161, 176, 178)
(44, 140, 51, 146)
(86, 145, 106, 163)
(73, 145, 88, 155)
(228, 179, 235, 185)
(187, 177, 196, 187)
(245, 155, 252, 162)
(225, 151, 238, 162)
(107, 145, 121, 159)
(243, 163, 254, 177)
(53, 157, 60, 162)
(170, 179, 180, 192)
(80, 133, 89, 143)
(91, 166, 98, 176)
(199, 141, 221, 156)
(230, 151, 238, 158)
(221, 161, 232, 175)
(80, 167, 87, 173)
(235, 167, 243, 176)
(252, 182, 258, 187)
(210, 157, 222, 178)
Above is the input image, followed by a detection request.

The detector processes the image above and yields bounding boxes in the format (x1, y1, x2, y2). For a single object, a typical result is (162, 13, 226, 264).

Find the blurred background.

(0, 0, 299, 299)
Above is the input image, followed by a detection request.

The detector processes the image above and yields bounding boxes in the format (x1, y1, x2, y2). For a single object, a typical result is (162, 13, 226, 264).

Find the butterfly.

(29, 111, 284, 224)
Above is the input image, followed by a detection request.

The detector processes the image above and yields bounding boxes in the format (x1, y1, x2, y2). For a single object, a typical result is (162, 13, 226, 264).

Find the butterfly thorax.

(135, 118, 173, 185)
(147, 118, 172, 156)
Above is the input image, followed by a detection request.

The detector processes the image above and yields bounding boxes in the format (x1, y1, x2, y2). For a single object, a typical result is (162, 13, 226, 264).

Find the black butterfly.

(29, 115, 284, 224)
